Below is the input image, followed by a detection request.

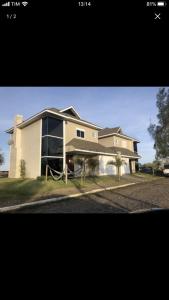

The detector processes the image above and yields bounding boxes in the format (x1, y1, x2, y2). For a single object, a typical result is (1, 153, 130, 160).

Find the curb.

(130, 207, 163, 214)
(0, 182, 136, 213)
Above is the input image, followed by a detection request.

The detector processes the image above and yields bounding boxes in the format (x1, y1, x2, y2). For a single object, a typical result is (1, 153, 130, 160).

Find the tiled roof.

(109, 146, 140, 158)
(49, 108, 100, 127)
(6, 107, 102, 133)
(66, 138, 140, 158)
(66, 138, 112, 153)
(98, 127, 121, 136)
(98, 127, 139, 142)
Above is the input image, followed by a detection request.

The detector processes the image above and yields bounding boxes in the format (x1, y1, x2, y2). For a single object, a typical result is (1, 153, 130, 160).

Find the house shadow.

(11, 197, 127, 214)
(89, 188, 161, 212)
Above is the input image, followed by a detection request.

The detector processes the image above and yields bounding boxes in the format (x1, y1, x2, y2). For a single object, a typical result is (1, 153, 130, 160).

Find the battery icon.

(157, 2, 165, 6)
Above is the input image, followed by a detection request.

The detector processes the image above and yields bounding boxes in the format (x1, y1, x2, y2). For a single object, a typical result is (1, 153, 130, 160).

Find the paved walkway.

(11, 178, 169, 213)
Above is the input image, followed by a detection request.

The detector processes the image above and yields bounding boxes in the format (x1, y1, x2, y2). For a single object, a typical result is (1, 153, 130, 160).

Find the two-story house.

(98, 127, 139, 174)
(6, 106, 140, 178)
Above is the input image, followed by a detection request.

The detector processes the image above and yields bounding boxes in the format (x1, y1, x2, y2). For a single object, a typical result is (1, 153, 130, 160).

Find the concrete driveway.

(11, 178, 169, 213)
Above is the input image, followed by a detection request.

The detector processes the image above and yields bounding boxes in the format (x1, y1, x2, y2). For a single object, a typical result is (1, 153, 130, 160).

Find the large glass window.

(42, 117, 63, 137)
(41, 158, 63, 175)
(42, 117, 48, 136)
(42, 136, 63, 157)
(134, 142, 138, 152)
(41, 116, 64, 174)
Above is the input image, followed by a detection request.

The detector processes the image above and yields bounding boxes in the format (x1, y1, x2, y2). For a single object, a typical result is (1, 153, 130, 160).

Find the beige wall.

(9, 115, 23, 178)
(9, 119, 41, 179)
(65, 120, 99, 143)
(21, 120, 41, 178)
(131, 160, 136, 173)
(99, 135, 134, 151)
(9, 130, 21, 178)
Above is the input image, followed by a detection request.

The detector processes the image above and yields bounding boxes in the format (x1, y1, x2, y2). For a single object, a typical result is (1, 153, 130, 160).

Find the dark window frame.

(41, 157, 63, 175)
(76, 129, 85, 139)
(42, 136, 63, 157)
(42, 116, 63, 138)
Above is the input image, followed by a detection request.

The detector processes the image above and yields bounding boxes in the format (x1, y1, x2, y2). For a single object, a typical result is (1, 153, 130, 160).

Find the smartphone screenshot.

(0, 0, 169, 215)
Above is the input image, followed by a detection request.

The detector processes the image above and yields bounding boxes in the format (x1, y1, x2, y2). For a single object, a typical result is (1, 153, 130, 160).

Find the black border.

(0, 0, 169, 86)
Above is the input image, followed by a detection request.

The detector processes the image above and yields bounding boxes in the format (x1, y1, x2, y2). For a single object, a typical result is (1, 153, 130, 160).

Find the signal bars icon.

(1, 2, 10, 6)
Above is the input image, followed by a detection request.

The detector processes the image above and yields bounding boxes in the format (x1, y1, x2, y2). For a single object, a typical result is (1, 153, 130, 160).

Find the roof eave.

(66, 147, 141, 159)
(6, 109, 103, 132)
(98, 132, 140, 142)
(60, 106, 81, 119)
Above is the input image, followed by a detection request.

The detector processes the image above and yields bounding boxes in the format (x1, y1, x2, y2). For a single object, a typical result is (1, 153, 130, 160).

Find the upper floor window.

(42, 136, 63, 157)
(76, 129, 85, 138)
(134, 142, 138, 152)
(42, 117, 63, 137)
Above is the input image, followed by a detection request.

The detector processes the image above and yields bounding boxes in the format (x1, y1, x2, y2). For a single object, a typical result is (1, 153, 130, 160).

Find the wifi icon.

(22, 1, 28, 6)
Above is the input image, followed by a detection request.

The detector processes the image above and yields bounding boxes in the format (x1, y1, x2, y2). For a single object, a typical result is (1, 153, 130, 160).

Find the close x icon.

(154, 12, 161, 18)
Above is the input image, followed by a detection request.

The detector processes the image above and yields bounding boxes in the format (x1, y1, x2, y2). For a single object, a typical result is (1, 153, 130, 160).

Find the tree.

(20, 159, 26, 179)
(73, 156, 99, 184)
(73, 155, 85, 185)
(87, 158, 99, 176)
(148, 88, 169, 159)
(0, 149, 4, 169)
(152, 160, 161, 175)
(107, 152, 126, 181)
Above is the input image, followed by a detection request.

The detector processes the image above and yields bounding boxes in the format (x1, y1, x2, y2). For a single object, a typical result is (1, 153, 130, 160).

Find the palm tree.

(73, 156, 99, 184)
(73, 155, 86, 185)
(107, 152, 126, 181)
(87, 158, 99, 176)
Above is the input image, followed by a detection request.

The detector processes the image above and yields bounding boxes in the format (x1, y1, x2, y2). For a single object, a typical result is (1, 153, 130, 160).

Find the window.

(41, 117, 64, 174)
(134, 142, 138, 152)
(42, 117, 63, 137)
(76, 129, 85, 138)
(42, 117, 48, 136)
(42, 136, 63, 157)
(41, 157, 63, 175)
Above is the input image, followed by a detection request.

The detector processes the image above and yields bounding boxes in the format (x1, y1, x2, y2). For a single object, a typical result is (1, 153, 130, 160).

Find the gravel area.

(10, 177, 169, 213)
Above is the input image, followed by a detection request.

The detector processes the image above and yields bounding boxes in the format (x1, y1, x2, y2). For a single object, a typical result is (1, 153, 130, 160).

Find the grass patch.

(0, 175, 127, 204)
(0, 173, 158, 208)
(131, 172, 161, 180)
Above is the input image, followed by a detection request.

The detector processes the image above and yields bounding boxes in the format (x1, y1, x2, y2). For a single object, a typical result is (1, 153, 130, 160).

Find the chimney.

(14, 115, 23, 127)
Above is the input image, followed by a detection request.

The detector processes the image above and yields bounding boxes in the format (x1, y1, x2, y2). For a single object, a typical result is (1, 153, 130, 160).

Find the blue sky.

(0, 87, 164, 170)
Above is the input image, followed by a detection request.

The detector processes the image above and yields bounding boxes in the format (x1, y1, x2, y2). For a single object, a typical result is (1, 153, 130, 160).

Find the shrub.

(154, 169, 164, 176)
(20, 159, 26, 179)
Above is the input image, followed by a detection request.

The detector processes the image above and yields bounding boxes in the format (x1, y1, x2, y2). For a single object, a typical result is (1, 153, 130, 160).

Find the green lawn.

(0, 173, 161, 208)
(130, 172, 161, 181)
(0, 176, 124, 198)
